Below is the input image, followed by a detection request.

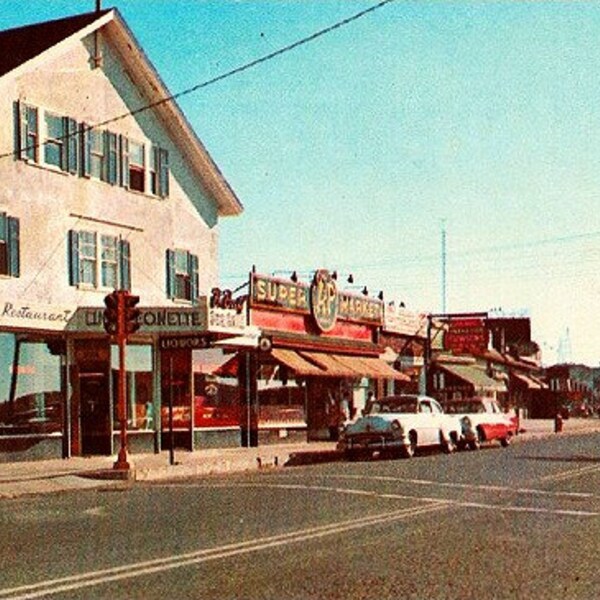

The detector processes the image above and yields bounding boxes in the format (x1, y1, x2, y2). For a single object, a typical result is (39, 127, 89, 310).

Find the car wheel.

(401, 431, 417, 458)
(469, 429, 483, 450)
(500, 433, 512, 448)
(441, 431, 457, 454)
(345, 448, 361, 461)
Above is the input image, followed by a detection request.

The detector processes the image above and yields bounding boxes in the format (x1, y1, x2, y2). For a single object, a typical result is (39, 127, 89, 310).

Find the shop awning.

(512, 372, 545, 390)
(300, 351, 409, 381)
(334, 355, 410, 381)
(439, 363, 507, 392)
(270, 349, 326, 377)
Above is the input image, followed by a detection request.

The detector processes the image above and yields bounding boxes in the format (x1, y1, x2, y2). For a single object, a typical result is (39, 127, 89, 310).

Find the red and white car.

(444, 397, 518, 450)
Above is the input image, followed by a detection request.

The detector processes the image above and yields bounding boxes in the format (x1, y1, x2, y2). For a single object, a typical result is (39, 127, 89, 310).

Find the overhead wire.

(0, 0, 397, 161)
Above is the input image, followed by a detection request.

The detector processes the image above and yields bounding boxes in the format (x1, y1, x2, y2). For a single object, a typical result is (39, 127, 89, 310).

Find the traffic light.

(124, 293, 141, 335)
(103, 291, 122, 336)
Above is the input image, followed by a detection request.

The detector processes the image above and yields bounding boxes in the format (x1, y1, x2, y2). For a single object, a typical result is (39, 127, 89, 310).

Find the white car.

(337, 394, 461, 460)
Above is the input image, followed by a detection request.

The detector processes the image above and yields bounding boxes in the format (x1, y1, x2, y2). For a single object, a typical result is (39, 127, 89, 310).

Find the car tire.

(441, 431, 457, 454)
(401, 431, 417, 458)
(500, 433, 512, 448)
(469, 429, 483, 450)
(345, 448, 361, 461)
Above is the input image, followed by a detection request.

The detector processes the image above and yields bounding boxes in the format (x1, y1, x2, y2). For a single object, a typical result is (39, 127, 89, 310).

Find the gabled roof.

(0, 10, 111, 77)
(0, 8, 243, 217)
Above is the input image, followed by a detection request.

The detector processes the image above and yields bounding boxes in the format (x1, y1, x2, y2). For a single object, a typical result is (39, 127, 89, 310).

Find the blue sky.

(2, 1, 600, 365)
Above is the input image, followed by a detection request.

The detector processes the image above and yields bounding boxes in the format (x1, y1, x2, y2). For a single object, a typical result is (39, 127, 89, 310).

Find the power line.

(0, 0, 397, 161)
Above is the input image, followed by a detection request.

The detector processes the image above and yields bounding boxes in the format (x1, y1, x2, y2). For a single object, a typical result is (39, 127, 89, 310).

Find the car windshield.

(445, 401, 485, 414)
(367, 397, 418, 414)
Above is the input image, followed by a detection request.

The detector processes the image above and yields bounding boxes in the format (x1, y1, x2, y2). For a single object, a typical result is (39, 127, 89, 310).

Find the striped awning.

(299, 351, 409, 381)
(439, 363, 507, 392)
(270, 349, 325, 377)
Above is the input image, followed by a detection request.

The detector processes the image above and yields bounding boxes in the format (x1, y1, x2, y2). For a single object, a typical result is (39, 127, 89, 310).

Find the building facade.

(0, 9, 245, 461)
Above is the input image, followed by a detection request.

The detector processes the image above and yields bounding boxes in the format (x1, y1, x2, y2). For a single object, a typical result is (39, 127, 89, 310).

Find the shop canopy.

(272, 349, 410, 381)
(438, 363, 507, 392)
(511, 372, 546, 390)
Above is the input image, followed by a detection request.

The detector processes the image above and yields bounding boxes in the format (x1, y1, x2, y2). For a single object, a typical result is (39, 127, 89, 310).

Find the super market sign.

(250, 271, 383, 331)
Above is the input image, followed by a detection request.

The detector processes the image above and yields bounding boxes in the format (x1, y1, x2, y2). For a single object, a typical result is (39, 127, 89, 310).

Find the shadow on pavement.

(284, 449, 343, 467)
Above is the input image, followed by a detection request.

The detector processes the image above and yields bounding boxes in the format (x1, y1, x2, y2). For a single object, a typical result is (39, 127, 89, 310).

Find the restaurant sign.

(250, 271, 383, 330)
(0, 300, 75, 331)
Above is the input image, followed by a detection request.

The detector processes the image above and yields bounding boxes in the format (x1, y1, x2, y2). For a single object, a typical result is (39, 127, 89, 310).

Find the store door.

(80, 372, 111, 455)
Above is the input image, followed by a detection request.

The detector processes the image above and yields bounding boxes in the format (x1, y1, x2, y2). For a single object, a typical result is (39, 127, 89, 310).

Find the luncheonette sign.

(0, 297, 248, 337)
(250, 271, 383, 331)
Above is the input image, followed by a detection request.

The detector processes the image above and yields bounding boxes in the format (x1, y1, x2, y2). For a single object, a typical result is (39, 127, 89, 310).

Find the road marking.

(0, 502, 449, 600)
(326, 474, 596, 499)
(537, 462, 600, 484)
(152, 480, 600, 517)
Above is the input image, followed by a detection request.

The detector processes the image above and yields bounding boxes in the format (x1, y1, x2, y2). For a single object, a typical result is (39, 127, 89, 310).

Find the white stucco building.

(0, 8, 246, 461)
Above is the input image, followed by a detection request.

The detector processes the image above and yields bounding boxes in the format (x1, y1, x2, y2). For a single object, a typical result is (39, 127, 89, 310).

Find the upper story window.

(15, 101, 169, 197)
(89, 129, 105, 181)
(0, 212, 20, 278)
(128, 141, 145, 193)
(166, 249, 198, 303)
(18, 103, 39, 162)
(44, 112, 65, 169)
(69, 229, 131, 291)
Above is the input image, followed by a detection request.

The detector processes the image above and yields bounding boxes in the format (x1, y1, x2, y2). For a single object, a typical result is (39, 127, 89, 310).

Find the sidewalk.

(1, 419, 599, 499)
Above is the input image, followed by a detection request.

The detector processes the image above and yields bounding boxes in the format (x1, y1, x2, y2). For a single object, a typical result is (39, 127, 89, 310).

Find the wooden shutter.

(158, 148, 169, 198)
(81, 123, 91, 177)
(105, 131, 118, 184)
(68, 230, 80, 286)
(13, 101, 23, 160)
(7, 217, 20, 278)
(189, 253, 199, 303)
(165, 249, 175, 299)
(65, 117, 78, 174)
(119, 135, 129, 189)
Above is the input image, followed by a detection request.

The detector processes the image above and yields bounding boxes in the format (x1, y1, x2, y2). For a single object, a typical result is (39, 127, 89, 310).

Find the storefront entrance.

(80, 372, 111, 455)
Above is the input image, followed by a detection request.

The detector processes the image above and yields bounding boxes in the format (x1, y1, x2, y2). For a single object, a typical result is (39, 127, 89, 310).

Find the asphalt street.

(1, 432, 599, 600)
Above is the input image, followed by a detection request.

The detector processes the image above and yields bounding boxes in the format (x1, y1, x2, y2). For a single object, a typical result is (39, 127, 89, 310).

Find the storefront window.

(111, 344, 153, 430)
(256, 362, 306, 427)
(0, 333, 64, 436)
(192, 348, 240, 428)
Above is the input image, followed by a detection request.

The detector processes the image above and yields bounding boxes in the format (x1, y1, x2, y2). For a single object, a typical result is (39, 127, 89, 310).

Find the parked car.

(444, 397, 518, 450)
(337, 394, 461, 460)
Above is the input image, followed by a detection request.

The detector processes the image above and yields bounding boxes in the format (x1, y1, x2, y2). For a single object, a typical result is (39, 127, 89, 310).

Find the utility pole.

(441, 220, 447, 314)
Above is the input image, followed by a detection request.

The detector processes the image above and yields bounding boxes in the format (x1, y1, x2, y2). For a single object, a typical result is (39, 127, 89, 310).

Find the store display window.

(0, 333, 64, 436)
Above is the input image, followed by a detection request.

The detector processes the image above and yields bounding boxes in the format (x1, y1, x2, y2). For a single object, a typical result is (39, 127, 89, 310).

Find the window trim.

(166, 248, 198, 303)
(16, 102, 170, 198)
(69, 229, 131, 291)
